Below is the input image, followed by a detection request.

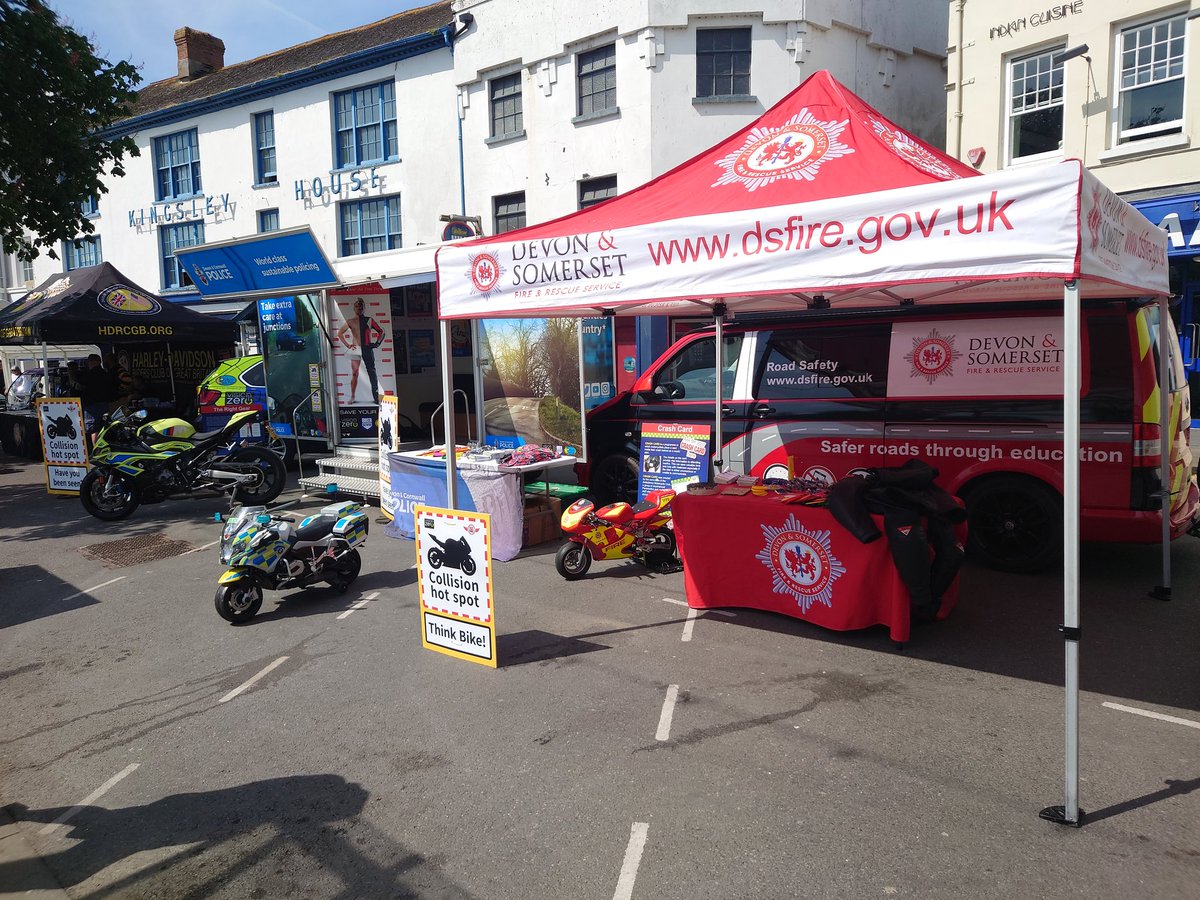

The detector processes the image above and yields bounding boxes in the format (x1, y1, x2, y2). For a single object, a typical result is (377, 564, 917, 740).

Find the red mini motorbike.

(555, 488, 677, 580)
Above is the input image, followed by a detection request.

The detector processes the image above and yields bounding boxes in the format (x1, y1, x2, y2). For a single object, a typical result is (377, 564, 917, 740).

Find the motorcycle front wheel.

(80, 468, 141, 521)
(428, 548, 444, 569)
(555, 542, 592, 580)
(227, 446, 287, 504)
(214, 582, 264, 624)
(325, 549, 362, 593)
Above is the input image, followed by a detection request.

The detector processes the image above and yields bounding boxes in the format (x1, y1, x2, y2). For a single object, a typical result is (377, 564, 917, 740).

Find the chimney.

(174, 27, 225, 81)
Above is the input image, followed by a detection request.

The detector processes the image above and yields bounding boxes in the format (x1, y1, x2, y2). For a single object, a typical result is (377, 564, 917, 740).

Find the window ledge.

(330, 159, 399, 175)
(252, 181, 279, 190)
(1098, 132, 1190, 164)
(335, 244, 406, 261)
(692, 94, 758, 106)
(485, 129, 527, 147)
(571, 107, 621, 126)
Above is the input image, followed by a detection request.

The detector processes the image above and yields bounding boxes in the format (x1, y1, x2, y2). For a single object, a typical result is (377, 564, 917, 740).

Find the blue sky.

(49, 1, 433, 84)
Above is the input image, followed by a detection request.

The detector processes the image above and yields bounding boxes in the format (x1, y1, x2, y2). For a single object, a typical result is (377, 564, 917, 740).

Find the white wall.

(452, 0, 949, 232)
(26, 48, 461, 293)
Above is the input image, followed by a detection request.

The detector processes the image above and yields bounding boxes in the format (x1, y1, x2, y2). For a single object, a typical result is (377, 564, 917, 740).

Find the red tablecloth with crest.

(673, 491, 961, 643)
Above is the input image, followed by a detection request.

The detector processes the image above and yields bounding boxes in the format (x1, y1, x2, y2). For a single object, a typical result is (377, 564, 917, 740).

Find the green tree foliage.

(0, 0, 140, 261)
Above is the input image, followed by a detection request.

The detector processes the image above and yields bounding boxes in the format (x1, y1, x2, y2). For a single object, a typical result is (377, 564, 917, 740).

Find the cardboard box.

(522, 496, 563, 547)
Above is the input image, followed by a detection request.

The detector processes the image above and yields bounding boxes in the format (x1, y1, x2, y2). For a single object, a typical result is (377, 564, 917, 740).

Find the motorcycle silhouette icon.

(46, 414, 77, 440)
(427, 535, 477, 576)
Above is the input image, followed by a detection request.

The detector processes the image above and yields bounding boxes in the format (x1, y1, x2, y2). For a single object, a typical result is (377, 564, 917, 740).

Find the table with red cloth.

(672, 490, 962, 643)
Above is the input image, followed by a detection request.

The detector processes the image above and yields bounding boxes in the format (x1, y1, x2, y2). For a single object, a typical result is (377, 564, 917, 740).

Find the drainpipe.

(445, 17, 473, 217)
(951, 0, 966, 159)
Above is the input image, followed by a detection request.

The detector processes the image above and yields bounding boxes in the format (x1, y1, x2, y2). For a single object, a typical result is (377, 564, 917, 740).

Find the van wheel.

(965, 476, 1061, 573)
(591, 453, 639, 505)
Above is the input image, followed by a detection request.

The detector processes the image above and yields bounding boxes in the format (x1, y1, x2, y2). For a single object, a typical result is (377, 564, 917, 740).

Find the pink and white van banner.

(436, 161, 1167, 319)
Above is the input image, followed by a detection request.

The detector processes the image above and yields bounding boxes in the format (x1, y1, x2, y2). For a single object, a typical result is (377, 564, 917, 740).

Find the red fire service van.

(580, 300, 1199, 571)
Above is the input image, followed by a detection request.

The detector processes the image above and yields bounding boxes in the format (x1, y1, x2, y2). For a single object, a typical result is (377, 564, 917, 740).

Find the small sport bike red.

(554, 488, 677, 580)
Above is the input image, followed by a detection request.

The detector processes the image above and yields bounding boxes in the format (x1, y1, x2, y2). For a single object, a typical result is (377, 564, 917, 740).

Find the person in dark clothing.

(103, 352, 132, 407)
(79, 354, 111, 437)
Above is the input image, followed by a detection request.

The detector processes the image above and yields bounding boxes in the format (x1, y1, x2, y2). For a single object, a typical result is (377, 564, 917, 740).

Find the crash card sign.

(414, 505, 496, 668)
(35, 398, 88, 495)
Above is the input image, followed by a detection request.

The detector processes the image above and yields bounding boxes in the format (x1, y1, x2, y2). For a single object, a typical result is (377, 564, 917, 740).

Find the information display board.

(378, 395, 400, 520)
(414, 506, 496, 668)
(638, 422, 711, 499)
(35, 397, 88, 494)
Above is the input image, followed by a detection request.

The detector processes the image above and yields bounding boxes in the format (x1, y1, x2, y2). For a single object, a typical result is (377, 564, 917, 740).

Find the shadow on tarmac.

(3, 774, 476, 898)
(697, 542, 1200, 711)
(0, 565, 100, 629)
(245, 568, 417, 625)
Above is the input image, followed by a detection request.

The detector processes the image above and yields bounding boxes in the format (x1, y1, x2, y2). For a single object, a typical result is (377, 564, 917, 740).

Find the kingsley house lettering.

(510, 235, 629, 287)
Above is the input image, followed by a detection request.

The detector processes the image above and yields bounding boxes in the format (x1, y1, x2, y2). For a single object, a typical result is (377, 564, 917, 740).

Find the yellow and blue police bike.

(80, 407, 286, 521)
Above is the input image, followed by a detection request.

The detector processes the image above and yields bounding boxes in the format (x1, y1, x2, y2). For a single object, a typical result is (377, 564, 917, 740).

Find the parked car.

(580, 300, 1199, 572)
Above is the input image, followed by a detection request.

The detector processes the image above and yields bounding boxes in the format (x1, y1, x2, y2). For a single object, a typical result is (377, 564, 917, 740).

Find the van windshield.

(651, 335, 742, 401)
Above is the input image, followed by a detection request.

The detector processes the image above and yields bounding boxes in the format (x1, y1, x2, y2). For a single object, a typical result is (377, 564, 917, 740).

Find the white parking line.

(660, 597, 735, 617)
(219, 656, 289, 703)
(1102, 701, 1200, 730)
(58, 576, 126, 604)
(185, 539, 221, 554)
(39, 763, 140, 835)
(337, 591, 380, 620)
(655, 685, 679, 741)
(612, 822, 650, 900)
(681, 607, 697, 642)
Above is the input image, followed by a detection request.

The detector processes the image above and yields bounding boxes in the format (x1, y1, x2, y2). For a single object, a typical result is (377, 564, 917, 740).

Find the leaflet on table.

(638, 422, 711, 500)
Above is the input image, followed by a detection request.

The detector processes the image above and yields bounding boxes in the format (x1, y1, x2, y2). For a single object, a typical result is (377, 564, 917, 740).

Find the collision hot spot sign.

(35, 398, 88, 495)
(414, 505, 496, 668)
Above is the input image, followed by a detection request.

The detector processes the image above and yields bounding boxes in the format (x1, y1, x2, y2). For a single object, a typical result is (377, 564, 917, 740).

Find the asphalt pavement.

(1, 450, 1198, 899)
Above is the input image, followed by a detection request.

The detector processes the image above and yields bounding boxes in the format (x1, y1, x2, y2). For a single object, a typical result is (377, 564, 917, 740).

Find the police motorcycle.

(213, 500, 369, 623)
(79, 407, 286, 521)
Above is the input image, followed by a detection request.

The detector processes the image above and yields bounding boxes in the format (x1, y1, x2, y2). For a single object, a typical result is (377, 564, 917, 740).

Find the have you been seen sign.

(415, 506, 496, 668)
(36, 398, 88, 495)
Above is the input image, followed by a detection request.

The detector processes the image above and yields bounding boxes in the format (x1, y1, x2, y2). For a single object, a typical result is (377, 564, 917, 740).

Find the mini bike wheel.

(555, 542, 592, 580)
(214, 583, 263, 624)
(326, 549, 362, 593)
(645, 528, 677, 557)
(80, 468, 141, 521)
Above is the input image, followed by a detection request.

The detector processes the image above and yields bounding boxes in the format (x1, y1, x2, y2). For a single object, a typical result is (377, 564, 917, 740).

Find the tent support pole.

(1041, 279, 1084, 828)
(1151, 292, 1172, 600)
(40, 342, 48, 388)
(440, 319, 458, 509)
(712, 302, 727, 474)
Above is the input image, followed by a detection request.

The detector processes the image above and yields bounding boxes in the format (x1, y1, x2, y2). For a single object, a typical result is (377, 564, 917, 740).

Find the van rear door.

(737, 323, 890, 484)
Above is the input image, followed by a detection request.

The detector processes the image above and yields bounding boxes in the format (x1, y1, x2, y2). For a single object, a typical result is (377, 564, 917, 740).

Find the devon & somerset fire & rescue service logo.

(713, 110, 853, 191)
(904, 327, 960, 384)
(867, 115, 961, 180)
(756, 514, 846, 612)
(467, 251, 504, 297)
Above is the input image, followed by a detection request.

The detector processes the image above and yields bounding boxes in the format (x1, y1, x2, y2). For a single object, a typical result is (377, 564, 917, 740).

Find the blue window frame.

(258, 208, 280, 233)
(339, 195, 401, 256)
(80, 195, 99, 218)
(153, 129, 202, 201)
(333, 81, 397, 169)
(253, 111, 277, 184)
(159, 222, 205, 289)
(63, 236, 102, 271)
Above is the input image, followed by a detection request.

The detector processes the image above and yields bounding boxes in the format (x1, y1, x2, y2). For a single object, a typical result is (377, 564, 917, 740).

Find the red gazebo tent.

(435, 71, 1173, 828)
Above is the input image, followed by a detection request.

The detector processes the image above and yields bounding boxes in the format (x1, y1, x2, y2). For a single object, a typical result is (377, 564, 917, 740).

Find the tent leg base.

(1149, 585, 1172, 602)
(1038, 805, 1085, 828)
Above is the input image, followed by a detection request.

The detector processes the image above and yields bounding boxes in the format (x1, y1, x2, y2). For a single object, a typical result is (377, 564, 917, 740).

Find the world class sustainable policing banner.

(177, 231, 337, 298)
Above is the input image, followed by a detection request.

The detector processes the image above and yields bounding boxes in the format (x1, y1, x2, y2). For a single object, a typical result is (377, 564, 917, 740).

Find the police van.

(580, 300, 1199, 571)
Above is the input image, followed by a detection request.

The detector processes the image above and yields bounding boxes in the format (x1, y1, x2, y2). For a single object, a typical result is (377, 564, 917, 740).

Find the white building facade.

(947, 1, 1200, 378)
(6, 0, 951, 420)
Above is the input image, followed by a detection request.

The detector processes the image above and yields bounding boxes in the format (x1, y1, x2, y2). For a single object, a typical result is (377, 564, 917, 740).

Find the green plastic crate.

(524, 481, 589, 501)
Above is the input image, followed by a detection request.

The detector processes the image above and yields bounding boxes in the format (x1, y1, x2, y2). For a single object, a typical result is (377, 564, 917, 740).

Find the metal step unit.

(298, 445, 381, 500)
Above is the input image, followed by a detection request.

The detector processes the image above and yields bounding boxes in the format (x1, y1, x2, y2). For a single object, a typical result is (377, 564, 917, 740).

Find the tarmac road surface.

(1, 451, 1198, 898)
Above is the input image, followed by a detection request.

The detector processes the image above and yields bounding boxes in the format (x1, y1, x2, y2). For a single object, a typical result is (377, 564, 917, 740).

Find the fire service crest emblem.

(713, 110, 853, 191)
(905, 327, 960, 384)
(467, 251, 504, 298)
(756, 514, 845, 612)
